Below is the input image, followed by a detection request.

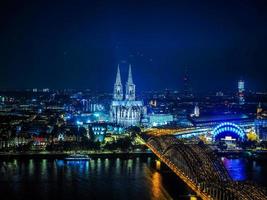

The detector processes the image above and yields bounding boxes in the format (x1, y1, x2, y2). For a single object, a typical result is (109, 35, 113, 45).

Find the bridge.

(146, 135, 267, 200)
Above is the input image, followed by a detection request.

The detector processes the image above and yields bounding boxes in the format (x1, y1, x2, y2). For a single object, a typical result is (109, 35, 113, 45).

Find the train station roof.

(190, 114, 251, 125)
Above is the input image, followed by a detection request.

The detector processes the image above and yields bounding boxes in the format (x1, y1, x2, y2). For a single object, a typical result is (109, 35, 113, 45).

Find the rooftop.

(190, 114, 251, 124)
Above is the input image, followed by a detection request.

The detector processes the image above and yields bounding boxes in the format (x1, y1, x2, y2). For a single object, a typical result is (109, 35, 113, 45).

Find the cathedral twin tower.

(110, 64, 146, 127)
(113, 64, 136, 101)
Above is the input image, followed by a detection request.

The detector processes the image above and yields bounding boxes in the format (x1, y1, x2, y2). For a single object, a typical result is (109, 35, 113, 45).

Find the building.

(189, 114, 254, 128)
(255, 119, 267, 141)
(147, 114, 174, 127)
(255, 104, 267, 140)
(182, 66, 193, 97)
(238, 79, 245, 105)
(193, 103, 200, 117)
(257, 102, 263, 118)
(110, 64, 146, 127)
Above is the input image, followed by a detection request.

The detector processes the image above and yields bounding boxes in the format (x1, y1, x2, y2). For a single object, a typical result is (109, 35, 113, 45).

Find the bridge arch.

(212, 122, 245, 141)
(146, 135, 267, 199)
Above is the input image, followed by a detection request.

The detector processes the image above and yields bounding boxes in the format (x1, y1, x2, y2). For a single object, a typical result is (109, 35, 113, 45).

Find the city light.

(0, 1, 267, 199)
(213, 122, 245, 141)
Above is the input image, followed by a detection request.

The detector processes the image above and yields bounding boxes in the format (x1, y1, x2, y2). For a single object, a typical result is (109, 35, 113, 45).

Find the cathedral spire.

(127, 64, 133, 84)
(125, 64, 135, 101)
(115, 64, 122, 85)
(113, 64, 123, 100)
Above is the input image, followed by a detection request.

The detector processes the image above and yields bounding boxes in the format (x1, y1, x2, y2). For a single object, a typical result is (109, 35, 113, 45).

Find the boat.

(65, 153, 90, 161)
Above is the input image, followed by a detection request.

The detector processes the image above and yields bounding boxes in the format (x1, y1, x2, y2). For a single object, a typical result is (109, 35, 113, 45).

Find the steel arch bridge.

(146, 135, 267, 200)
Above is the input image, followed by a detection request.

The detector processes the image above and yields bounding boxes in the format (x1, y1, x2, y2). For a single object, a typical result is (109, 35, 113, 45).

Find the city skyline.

(0, 0, 267, 92)
(0, 62, 260, 94)
(1, 1, 267, 200)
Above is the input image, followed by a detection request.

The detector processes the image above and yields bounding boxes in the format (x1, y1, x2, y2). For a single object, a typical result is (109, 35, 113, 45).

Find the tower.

(125, 64, 135, 101)
(194, 103, 200, 117)
(113, 65, 123, 100)
(183, 66, 192, 97)
(238, 79, 245, 105)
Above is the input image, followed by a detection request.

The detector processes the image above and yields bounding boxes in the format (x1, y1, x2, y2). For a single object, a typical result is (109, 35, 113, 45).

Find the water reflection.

(155, 160, 161, 170)
(4, 157, 265, 200)
(222, 157, 246, 180)
(65, 160, 89, 166)
(151, 172, 162, 199)
(29, 159, 34, 176)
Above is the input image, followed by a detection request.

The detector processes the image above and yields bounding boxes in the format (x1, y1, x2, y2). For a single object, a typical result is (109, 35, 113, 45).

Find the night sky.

(0, 0, 267, 93)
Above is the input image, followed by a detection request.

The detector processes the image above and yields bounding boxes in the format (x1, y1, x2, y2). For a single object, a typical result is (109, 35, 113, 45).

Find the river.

(0, 156, 266, 200)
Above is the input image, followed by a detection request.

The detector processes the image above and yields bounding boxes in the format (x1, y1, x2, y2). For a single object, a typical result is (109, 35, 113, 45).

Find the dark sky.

(0, 0, 267, 93)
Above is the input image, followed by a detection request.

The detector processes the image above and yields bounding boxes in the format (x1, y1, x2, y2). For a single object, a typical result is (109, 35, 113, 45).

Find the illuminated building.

(189, 103, 200, 118)
(212, 122, 245, 142)
(255, 103, 267, 140)
(90, 124, 107, 142)
(90, 103, 104, 112)
(113, 65, 123, 101)
(74, 112, 110, 124)
(193, 103, 200, 117)
(149, 99, 157, 107)
(216, 91, 224, 96)
(89, 123, 125, 142)
(255, 119, 267, 141)
(189, 114, 253, 128)
(81, 99, 90, 112)
(42, 88, 50, 92)
(238, 79, 245, 105)
(257, 102, 263, 118)
(110, 64, 147, 127)
(147, 114, 173, 127)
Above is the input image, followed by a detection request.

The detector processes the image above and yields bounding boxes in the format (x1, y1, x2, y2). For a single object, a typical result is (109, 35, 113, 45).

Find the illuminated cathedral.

(110, 64, 146, 127)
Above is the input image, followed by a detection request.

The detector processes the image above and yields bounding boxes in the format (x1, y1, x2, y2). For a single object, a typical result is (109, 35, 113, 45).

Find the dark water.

(0, 157, 267, 200)
(0, 157, 192, 200)
(221, 157, 267, 187)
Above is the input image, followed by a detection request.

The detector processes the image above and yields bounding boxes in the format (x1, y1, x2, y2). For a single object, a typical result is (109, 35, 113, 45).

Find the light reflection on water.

(0, 157, 193, 200)
(2, 157, 266, 200)
(222, 157, 247, 181)
(222, 157, 267, 187)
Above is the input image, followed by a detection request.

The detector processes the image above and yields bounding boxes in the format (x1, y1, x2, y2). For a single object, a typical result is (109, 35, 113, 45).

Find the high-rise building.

(238, 79, 245, 105)
(194, 103, 200, 117)
(183, 66, 192, 97)
(110, 64, 146, 127)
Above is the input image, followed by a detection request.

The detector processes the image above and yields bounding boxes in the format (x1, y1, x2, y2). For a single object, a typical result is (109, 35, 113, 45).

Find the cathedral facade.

(110, 64, 146, 127)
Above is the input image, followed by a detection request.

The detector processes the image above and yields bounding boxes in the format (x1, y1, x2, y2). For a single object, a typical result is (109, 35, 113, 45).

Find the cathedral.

(110, 64, 146, 127)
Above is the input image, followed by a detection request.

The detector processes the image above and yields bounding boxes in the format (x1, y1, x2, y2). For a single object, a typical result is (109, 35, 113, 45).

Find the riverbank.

(2, 149, 267, 160)
(0, 151, 154, 159)
(216, 149, 267, 161)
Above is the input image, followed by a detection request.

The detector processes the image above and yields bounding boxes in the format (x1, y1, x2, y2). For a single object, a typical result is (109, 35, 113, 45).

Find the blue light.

(94, 113, 100, 117)
(66, 160, 89, 167)
(222, 158, 246, 181)
(76, 121, 83, 125)
(56, 160, 65, 167)
(212, 122, 245, 140)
